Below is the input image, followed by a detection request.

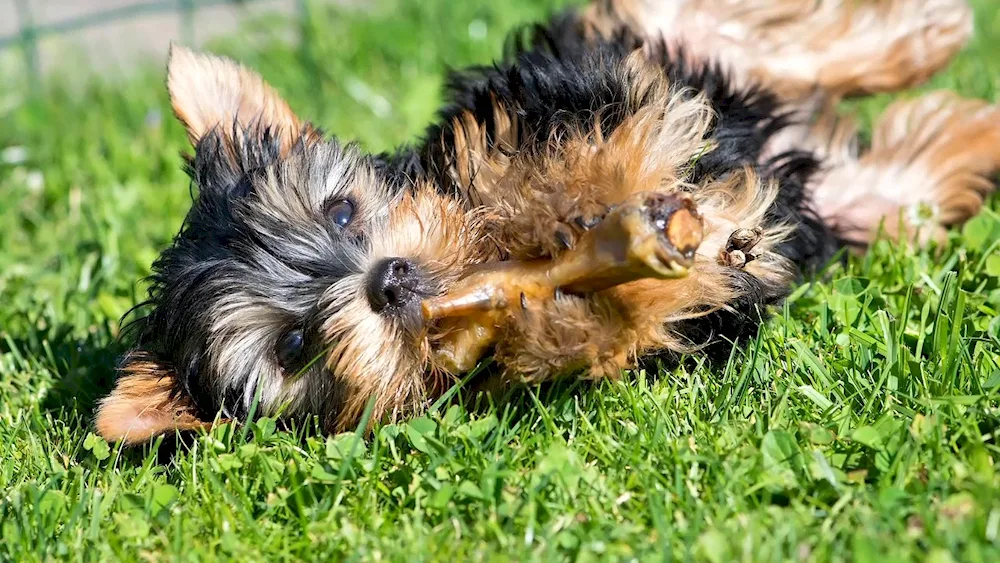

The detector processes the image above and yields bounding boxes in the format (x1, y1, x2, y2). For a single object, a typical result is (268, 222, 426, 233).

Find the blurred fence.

(1, 0, 311, 86)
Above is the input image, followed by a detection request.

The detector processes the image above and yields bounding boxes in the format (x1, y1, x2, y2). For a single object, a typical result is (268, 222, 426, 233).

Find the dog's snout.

(367, 257, 419, 313)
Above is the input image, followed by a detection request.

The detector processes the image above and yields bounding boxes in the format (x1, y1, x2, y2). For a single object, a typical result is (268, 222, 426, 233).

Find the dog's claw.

(554, 224, 574, 250)
(572, 213, 604, 231)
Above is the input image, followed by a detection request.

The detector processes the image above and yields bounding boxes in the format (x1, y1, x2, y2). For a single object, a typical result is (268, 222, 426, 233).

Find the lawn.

(1, 0, 999, 560)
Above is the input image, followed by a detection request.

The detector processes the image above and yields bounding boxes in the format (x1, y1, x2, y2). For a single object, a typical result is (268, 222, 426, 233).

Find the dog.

(95, 0, 1000, 445)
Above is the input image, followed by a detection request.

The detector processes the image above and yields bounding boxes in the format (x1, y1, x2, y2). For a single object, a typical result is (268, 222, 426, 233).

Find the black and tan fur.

(96, 0, 1000, 445)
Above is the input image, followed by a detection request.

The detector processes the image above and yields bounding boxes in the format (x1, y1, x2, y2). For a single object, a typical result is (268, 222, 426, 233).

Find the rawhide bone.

(422, 192, 705, 373)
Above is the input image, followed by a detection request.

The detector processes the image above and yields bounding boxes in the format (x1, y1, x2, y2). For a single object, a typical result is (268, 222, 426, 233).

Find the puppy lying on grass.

(97, 0, 1000, 444)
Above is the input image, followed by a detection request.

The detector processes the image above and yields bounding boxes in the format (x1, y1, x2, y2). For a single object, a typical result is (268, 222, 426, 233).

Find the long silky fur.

(390, 26, 839, 355)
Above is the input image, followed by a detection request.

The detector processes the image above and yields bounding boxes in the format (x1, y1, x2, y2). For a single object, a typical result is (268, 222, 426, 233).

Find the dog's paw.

(550, 204, 611, 250)
(718, 227, 763, 269)
(555, 192, 704, 294)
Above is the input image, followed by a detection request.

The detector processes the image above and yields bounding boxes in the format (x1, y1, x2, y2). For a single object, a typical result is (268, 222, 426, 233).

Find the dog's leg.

(426, 166, 795, 382)
(581, 0, 973, 101)
(804, 92, 1000, 247)
(492, 169, 796, 384)
(424, 192, 703, 372)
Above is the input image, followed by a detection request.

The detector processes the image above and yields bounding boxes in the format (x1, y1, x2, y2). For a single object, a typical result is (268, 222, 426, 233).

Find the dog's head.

(96, 46, 485, 444)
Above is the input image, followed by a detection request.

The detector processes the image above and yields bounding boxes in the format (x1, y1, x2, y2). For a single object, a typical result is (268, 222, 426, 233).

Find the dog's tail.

(804, 92, 1000, 248)
(581, 0, 974, 101)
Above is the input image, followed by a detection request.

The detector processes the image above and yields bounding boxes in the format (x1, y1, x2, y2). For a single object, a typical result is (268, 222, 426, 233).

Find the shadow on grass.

(7, 322, 127, 419)
(2, 323, 191, 462)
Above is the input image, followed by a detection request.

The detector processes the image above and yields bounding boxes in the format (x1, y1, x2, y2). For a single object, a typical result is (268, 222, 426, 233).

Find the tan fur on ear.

(167, 44, 310, 151)
(95, 356, 215, 445)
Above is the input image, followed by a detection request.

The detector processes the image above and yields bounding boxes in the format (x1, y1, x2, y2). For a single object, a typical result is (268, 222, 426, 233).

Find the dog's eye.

(326, 199, 355, 228)
(276, 328, 305, 370)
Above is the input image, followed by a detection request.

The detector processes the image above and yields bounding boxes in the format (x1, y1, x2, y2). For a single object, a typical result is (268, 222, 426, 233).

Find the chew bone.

(424, 192, 704, 373)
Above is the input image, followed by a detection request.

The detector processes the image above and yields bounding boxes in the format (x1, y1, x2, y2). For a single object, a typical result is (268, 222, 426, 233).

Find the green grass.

(2, 0, 999, 560)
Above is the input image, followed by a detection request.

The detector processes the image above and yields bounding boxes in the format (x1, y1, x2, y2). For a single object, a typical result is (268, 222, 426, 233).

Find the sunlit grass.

(1, 0, 998, 559)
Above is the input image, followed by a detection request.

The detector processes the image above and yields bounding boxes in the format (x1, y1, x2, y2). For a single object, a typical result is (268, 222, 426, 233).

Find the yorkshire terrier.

(96, 0, 1000, 444)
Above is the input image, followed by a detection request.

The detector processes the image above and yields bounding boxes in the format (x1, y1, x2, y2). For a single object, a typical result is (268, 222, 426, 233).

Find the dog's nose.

(367, 257, 419, 313)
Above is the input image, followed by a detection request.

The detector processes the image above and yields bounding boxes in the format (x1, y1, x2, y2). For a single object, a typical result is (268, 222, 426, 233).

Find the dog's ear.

(167, 44, 307, 151)
(95, 354, 215, 445)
